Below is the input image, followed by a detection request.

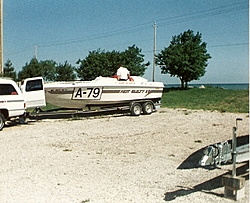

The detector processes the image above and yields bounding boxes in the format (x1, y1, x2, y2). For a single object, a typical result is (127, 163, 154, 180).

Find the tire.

(130, 103, 142, 116)
(0, 113, 5, 131)
(142, 102, 154, 115)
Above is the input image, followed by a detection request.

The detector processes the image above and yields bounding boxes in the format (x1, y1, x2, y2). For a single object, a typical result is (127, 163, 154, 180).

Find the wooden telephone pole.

(152, 21, 157, 82)
(0, 0, 3, 74)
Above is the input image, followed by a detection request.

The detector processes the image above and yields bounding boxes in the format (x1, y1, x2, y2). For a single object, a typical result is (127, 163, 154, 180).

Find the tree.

(2, 59, 17, 81)
(76, 49, 119, 80)
(121, 45, 149, 76)
(76, 45, 149, 80)
(40, 60, 57, 81)
(156, 29, 211, 88)
(18, 57, 42, 81)
(55, 61, 76, 81)
(18, 58, 57, 81)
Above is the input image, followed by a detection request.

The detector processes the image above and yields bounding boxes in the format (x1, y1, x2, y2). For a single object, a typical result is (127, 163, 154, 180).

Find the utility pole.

(152, 21, 157, 82)
(0, 0, 3, 74)
(34, 45, 38, 59)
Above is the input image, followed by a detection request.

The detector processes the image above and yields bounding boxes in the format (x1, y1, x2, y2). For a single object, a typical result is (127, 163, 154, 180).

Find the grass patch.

(27, 87, 249, 114)
(161, 87, 249, 113)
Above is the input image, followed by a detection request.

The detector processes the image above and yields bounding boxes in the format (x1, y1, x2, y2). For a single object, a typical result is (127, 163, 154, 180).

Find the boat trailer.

(199, 118, 249, 167)
(27, 100, 160, 120)
(199, 118, 249, 200)
(199, 141, 249, 167)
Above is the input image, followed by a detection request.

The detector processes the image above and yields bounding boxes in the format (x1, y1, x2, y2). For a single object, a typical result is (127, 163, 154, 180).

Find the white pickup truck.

(0, 77, 45, 130)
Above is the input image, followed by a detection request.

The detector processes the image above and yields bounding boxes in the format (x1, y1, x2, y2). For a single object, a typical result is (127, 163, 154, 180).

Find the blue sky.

(3, 0, 249, 84)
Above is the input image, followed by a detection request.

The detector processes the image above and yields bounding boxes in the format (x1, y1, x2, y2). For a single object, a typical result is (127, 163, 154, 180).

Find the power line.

(27, 2, 250, 48)
(5, 1, 248, 56)
(5, 45, 34, 56)
(142, 42, 249, 54)
(208, 42, 249, 48)
(157, 2, 247, 27)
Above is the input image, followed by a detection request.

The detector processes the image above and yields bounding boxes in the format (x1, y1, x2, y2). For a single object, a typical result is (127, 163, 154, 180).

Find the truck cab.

(0, 77, 45, 130)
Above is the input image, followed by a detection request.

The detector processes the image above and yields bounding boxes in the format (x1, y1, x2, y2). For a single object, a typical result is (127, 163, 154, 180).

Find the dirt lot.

(0, 108, 249, 203)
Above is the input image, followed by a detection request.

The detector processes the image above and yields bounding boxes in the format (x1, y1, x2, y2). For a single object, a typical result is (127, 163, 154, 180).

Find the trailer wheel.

(0, 113, 5, 131)
(130, 103, 142, 116)
(142, 102, 154, 115)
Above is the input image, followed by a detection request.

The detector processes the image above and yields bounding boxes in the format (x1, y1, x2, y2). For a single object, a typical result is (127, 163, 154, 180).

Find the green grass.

(28, 87, 249, 114)
(161, 87, 249, 113)
(42, 103, 59, 111)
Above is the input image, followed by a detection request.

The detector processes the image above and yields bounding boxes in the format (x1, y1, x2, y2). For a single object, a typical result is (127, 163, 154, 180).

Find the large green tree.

(156, 29, 211, 88)
(40, 60, 57, 81)
(18, 57, 42, 80)
(55, 61, 76, 81)
(18, 58, 75, 81)
(76, 49, 119, 80)
(121, 45, 149, 76)
(2, 59, 17, 81)
(76, 45, 149, 80)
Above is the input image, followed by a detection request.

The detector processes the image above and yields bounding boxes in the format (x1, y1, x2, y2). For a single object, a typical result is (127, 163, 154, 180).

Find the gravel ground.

(0, 108, 249, 203)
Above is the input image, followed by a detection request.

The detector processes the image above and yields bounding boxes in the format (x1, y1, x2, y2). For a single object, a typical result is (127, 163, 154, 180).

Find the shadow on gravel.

(164, 162, 249, 201)
(165, 135, 249, 201)
(177, 135, 249, 170)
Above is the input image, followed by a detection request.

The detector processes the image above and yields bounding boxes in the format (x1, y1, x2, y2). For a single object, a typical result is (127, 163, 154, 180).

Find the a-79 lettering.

(87, 87, 100, 98)
(74, 87, 101, 99)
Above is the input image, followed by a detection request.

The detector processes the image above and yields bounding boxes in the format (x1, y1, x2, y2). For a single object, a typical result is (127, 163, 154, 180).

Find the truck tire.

(0, 113, 5, 131)
(130, 102, 142, 116)
(142, 102, 154, 115)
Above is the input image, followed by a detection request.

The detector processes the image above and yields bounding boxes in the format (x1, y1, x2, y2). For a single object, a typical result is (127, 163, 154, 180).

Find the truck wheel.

(130, 103, 142, 116)
(0, 113, 5, 131)
(142, 102, 154, 115)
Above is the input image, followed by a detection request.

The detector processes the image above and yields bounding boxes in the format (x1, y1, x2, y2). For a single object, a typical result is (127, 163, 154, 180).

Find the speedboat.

(44, 76, 164, 115)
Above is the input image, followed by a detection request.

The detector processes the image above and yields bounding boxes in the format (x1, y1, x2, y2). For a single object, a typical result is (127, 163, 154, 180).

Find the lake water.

(164, 83, 249, 90)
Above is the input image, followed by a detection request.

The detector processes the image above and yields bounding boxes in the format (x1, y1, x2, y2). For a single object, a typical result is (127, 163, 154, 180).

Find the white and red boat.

(44, 76, 164, 115)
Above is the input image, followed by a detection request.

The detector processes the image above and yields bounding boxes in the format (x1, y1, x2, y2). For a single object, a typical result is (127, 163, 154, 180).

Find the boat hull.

(44, 77, 164, 109)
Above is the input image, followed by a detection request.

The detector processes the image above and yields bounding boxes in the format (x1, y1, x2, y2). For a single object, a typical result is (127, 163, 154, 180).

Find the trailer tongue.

(199, 141, 249, 167)
(199, 118, 249, 168)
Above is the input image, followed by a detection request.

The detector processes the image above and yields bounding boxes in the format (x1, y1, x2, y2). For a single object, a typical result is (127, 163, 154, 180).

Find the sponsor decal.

(118, 90, 152, 94)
